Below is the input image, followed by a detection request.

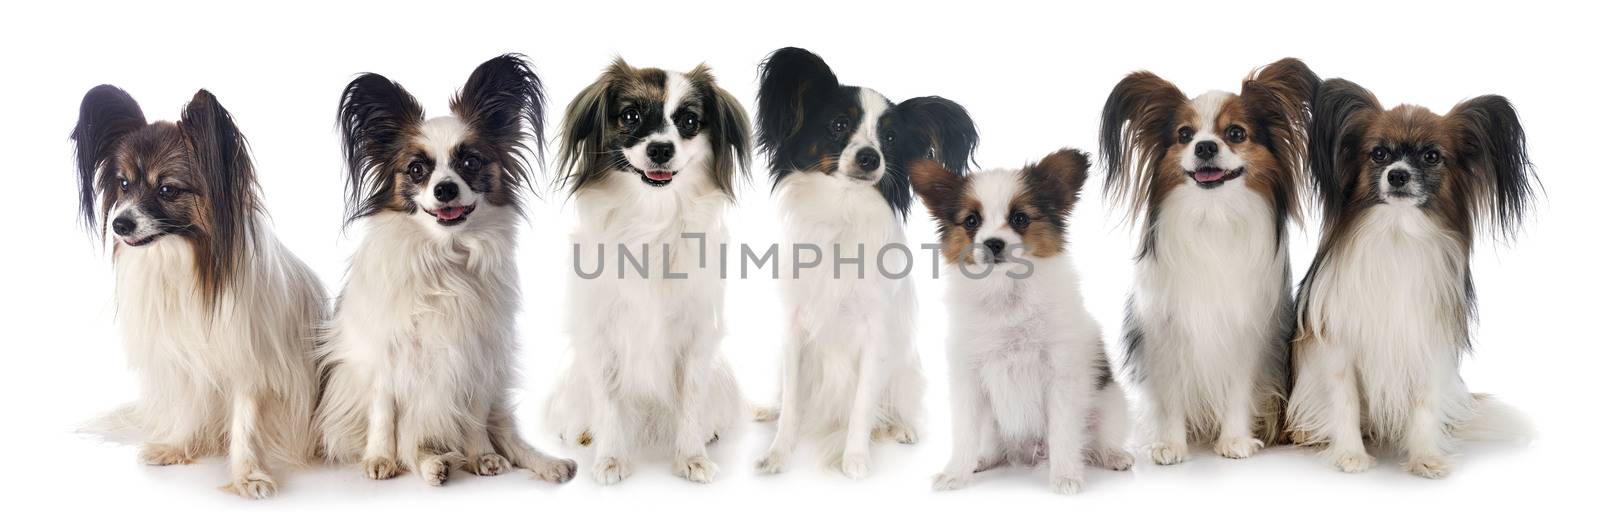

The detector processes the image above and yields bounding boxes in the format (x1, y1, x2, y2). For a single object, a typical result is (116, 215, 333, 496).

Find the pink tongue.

(436, 207, 465, 221)
(645, 169, 673, 181)
(1194, 169, 1225, 183)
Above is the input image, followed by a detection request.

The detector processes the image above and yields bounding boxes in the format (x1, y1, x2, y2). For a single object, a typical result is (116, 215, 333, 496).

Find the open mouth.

(1187, 166, 1245, 189)
(426, 203, 477, 226)
(121, 234, 160, 247)
(632, 166, 677, 187)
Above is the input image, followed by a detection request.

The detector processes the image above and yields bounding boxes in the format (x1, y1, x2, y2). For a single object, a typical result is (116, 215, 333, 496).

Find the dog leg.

(1147, 384, 1189, 465)
(590, 358, 633, 485)
(671, 346, 718, 484)
(932, 367, 986, 491)
(839, 330, 886, 479)
(1295, 340, 1373, 473)
(1401, 382, 1454, 479)
(1215, 360, 1264, 459)
(221, 391, 276, 499)
(464, 395, 509, 477)
(488, 398, 576, 483)
(1045, 362, 1092, 495)
(1088, 384, 1134, 471)
(359, 379, 400, 480)
(757, 326, 805, 474)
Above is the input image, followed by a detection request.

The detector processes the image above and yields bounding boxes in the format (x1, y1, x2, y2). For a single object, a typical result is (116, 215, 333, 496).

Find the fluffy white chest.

(775, 174, 912, 339)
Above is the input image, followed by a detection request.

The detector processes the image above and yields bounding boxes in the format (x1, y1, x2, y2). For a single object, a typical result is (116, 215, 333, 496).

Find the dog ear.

(1099, 71, 1186, 216)
(338, 71, 424, 225)
(896, 96, 980, 175)
(452, 54, 545, 203)
(1024, 148, 1092, 220)
(556, 58, 631, 194)
(179, 89, 258, 303)
(755, 47, 839, 167)
(909, 158, 964, 220)
(1448, 94, 1537, 239)
(1308, 78, 1381, 225)
(72, 85, 146, 233)
(688, 64, 752, 200)
(1242, 58, 1320, 221)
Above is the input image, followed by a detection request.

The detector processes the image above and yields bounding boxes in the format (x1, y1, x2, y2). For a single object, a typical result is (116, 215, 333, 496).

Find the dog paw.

(139, 444, 193, 466)
(528, 457, 577, 484)
(1330, 450, 1375, 473)
(673, 454, 719, 484)
(931, 471, 970, 491)
(591, 456, 631, 485)
(1403, 454, 1451, 479)
(838, 452, 871, 480)
(576, 430, 593, 447)
(468, 453, 509, 476)
(222, 470, 277, 499)
(755, 450, 789, 475)
(419, 458, 449, 487)
(361, 456, 400, 480)
(1091, 448, 1135, 471)
(874, 424, 919, 445)
(753, 406, 780, 422)
(1050, 474, 1084, 495)
(1214, 436, 1263, 459)
(1148, 442, 1189, 465)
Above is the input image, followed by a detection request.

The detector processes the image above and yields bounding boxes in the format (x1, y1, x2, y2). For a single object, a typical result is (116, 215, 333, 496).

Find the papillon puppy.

(73, 86, 326, 498)
(1099, 59, 1318, 464)
(752, 47, 979, 478)
(545, 59, 750, 485)
(912, 150, 1133, 494)
(1287, 78, 1536, 478)
(316, 54, 576, 486)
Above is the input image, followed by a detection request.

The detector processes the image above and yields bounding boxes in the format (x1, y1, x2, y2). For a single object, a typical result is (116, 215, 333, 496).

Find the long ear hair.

(755, 47, 839, 174)
(337, 71, 424, 226)
(71, 85, 146, 234)
(1099, 71, 1186, 223)
(1025, 148, 1092, 221)
(1308, 78, 1382, 227)
(451, 53, 546, 208)
(897, 96, 980, 174)
(688, 64, 752, 199)
(555, 58, 631, 195)
(1241, 58, 1320, 224)
(178, 89, 260, 303)
(1447, 94, 1538, 240)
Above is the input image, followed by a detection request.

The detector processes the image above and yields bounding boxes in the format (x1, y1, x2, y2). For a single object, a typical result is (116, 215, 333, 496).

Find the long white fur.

(317, 117, 574, 487)
(930, 170, 1132, 495)
(95, 221, 325, 499)
(546, 71, 743, 485)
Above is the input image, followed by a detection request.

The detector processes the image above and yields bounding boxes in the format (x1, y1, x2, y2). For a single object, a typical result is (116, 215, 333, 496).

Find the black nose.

(434, 181, 459, 203)
(1194, 141, 1218, 160)
(646, 142, 675, 165)
(112, 217, 136, 236)
(983, 238, 1005, 258)
(855, 148, 881, 172)
(1387, 169, 1411, 188)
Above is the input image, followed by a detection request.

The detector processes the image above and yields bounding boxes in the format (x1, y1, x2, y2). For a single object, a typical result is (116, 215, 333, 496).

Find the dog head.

(912, 149, 1089, 268)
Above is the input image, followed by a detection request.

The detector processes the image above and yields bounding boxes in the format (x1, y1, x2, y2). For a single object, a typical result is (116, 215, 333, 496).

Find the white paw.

(419, 458, 449, 487)
(1050, 473, 1084, 495)
(839, 452, 871, 480)
(223, 470, 277, 499)
(1148, 442, 1189, 465)
(755, 450, 789, 475)
(361, 456, 400, 480)
(753, 406, 780, 422)
(527, 456, 577, 483)
(1331, 450, 1375, 473)
(139, 444, 192, 466)
(931, 471, 970, 491)
(468, 453, 509, 476)
(1403, 454, 1451, 479)
(1214, 436, 1263, 459)
(874, 424, 919, 445)
(591, 456, 631, 485)
(1092, 448, 1135, 471)
(674, 454, 718, 484)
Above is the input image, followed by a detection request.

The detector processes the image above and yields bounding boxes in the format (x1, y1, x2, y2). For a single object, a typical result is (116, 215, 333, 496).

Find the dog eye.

(1225, 125, 1247, 143)
(407, 162, 428, 183)
(620, 107, 642, 129)
(962, 213, 981, 230)
(157, 185, 179, 201)
(1009, 212, 1030, 229)
(830, 116, 850, 135)
(1422, 149, 1441, 166)
(1177, 127, 1195, 144)
(883, 128, 897, 144)
(119, 178, 129, 192)
(461, 156, 481, 172)
(1371, 146, 1390, 163)
(679, 113, 701, 134)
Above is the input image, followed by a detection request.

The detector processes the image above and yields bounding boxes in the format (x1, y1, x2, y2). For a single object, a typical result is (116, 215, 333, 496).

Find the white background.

(2, 0, 1594, 509)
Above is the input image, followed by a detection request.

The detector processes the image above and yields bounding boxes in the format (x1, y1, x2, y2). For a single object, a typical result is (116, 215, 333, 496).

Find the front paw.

(1330, 449, 1375, 473)
(528, 456, 578, 483)
(1090, 448, 1135, 471)
(1214, 436, 1263, 459)
(467, 453, 510, 476)
(361, 456, 400, 480)
(1147, 441, 1189, 465)
(931, 471, 970, 491)
(674, 454, 719, 484)
(838, 452, 871, 480)
(755, 449, 789, 475)
(592, 456, 632, 485)
(1403, 454, 1451, 479)
(1050, 473, 1084, 495)
(222, 470, 277, 499)
(139, 444, 193, 466)
(873, 424, 919, 445)
(419, 457, 449, 487)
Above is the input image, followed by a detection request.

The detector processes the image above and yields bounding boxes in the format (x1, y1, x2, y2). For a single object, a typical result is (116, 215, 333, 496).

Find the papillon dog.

(912, 149, 1133, 494)
(73, 86, 326, 498)
(752, 47, 979, 478)
(316, 54, 576, 486)
(1099, 59, 1318, 464)
(1287, 78, 1536, 477)
(545, 59, 751, 485)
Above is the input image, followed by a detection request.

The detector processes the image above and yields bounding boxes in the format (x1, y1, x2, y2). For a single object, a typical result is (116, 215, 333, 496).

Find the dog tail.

(79, 403, 144, 444)
(1457, 393, 1534, 443)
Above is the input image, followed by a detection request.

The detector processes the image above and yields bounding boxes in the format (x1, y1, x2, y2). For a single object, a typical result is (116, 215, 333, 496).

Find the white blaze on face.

(1179, 90, 1246, 184)
(413, 117, 480, 217)
(838, 88, 889, 183)
(622, 72, 712, 185)
(1380, 160, 1424, 206)
(969, 171, 1024, 250)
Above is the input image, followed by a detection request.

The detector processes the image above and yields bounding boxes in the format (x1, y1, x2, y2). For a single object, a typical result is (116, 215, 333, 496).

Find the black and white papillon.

(751, 47, 978, 478)
(316, 54, 576, 487)
(1287, 78, 1536, 478)
(1099, 59, 1318, 464)
(74, 86, 326, 498)
(545, 59, 751, 485)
